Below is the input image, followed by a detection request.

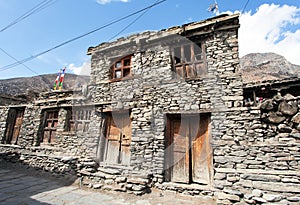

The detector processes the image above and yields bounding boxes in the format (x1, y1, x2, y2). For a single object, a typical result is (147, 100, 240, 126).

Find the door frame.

(101, 110, 132, 166)
(164, 113, 212, 185)
(4, 107, 25, 145)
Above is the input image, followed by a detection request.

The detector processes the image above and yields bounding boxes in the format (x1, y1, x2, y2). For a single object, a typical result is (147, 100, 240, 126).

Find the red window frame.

(111, 55, 132, 80)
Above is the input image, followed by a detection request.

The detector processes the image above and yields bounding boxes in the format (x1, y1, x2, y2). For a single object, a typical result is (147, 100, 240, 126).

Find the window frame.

(3, 107, 25, 145)
(172, 43, 207, 79)
(41, 110, 59, 144)
(110, 55, 132, 81)
(67, 109, 92, 133)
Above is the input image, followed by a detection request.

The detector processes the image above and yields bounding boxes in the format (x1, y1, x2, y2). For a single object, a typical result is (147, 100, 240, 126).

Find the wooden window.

(172, 43, 207, 79)
(4, 108, 25, 145)
(42, 110, 58, 144)
(111, 55, 132, 80)
(165, 114, 212, 185)
(101, 112, 131, 165)
(67, 109, 92, 132)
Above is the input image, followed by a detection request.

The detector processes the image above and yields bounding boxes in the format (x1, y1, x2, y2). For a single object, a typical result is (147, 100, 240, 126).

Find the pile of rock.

(260, 93, 300, 135)
(79, 166, 152, 195)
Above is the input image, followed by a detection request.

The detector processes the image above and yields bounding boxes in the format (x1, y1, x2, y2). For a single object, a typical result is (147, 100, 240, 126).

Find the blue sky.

(0, 0, 299, 79)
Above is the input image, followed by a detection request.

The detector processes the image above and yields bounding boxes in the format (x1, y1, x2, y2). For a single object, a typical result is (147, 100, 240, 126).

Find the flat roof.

(87, 13, 240, 55)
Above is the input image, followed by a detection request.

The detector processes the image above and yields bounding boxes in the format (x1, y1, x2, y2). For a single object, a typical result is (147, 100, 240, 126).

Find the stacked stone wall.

(0, 145, 78, 176)
(83, 22, 245, 198)
(4, 14, 300, 204)
(18, 105, 41, 147)
(53, 108, 102, 158)
(211, 94, 300, 204)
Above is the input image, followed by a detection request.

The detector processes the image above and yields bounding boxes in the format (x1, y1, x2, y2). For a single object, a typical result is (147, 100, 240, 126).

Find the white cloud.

(239, 4, 300, 65)
(68, 62, 91, 76)
(96, 0, 129, 5)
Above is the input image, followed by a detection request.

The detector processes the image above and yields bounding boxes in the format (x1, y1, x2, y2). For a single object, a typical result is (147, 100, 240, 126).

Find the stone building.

(0, 94, 27, 106)
(0, 13, 300, 204)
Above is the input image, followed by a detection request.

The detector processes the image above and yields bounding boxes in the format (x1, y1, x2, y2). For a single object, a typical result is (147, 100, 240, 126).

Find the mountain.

(0, 73, 90, 101)
(0, 52, 299, 103)
(240, 53, 300, 84)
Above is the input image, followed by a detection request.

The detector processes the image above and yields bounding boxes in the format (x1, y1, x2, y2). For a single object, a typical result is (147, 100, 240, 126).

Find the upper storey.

(87, 13, 240, 85)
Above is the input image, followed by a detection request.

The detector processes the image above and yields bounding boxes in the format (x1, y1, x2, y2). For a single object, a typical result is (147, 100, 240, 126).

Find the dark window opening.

(172, 43, 207, 79)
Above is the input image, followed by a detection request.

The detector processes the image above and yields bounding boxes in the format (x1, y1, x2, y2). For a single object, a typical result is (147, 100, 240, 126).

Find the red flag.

(58, 67, 66, 90)
(53, 69, 62, 90)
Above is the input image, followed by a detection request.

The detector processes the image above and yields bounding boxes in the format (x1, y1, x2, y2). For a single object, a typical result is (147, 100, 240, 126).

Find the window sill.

(108, 75, 134, 83)
(170, 76, 209, 82)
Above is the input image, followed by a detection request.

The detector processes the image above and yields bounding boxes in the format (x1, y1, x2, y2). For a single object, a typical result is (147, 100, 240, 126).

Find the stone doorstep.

(156, 182, 213, 192)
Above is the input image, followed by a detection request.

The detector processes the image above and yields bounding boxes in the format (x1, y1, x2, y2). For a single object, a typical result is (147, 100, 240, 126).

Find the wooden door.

(5, 109, 17, 144)
(10, 109, 24, 144)
(171, 118, 189, 183)
(104, 112, 131, 165)
(105, 116, 121, 164)
(120, 113, 131, 165)
(191, 114, 212, 184)
(4, 108, 24, 145)
(167, 114, 212, 185)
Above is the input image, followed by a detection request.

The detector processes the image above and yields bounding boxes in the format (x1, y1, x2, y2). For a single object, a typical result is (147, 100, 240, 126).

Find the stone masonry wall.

(53, 107, 101, 158)
(211, 94, 300, 204)
(85, 15, 244, 196)
(17, 105, 41, 147)
(2, 14, 299, 204)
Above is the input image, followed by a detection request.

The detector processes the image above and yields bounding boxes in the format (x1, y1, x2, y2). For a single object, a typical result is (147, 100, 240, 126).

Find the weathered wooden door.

(11, 109, 25, 144)
(191, 114, 211, 184)
(167, 114, 212, 185)
(171, 117, 190, 183)
(5, 108, 24, 144)
(104, 112, 131, 165)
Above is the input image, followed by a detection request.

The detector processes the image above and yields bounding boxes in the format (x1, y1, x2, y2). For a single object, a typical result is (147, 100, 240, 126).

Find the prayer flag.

(207, 2, 218, 13)
(53, 69, 62, 90)
(58, 67, 66, 90)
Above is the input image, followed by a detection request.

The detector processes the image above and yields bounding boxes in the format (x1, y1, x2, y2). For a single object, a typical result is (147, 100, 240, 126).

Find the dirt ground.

(0, 160, 216, 205)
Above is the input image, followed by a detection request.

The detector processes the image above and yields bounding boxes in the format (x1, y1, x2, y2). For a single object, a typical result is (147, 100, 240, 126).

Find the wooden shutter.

(43, 110, 58, 144)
